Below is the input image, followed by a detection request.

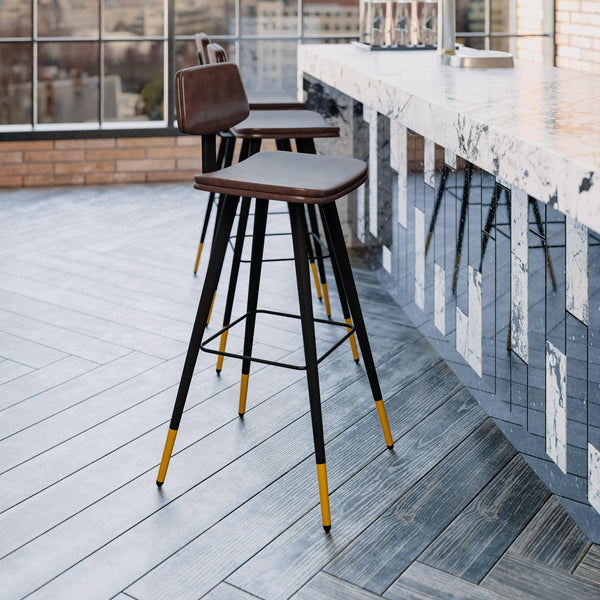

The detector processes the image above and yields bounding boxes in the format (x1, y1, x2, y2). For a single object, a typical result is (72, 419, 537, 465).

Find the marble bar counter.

(298, 44, 600, 542)
(298, 44, 599, 234)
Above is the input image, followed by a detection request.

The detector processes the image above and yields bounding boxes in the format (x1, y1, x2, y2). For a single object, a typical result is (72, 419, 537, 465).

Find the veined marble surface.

(298, 44, 600, 234)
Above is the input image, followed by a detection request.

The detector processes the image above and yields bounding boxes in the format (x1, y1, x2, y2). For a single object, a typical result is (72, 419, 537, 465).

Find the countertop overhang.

(298, 44, 600, 234)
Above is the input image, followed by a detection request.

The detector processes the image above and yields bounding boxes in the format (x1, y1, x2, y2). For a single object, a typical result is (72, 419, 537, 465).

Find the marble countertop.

(298, 44, 600, 233)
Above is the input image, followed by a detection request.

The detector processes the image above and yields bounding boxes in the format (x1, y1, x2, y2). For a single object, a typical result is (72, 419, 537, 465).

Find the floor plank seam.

(0, 267, 202, 349)
(0, 351, 168, 445)
(0, 346, 301, 518)
(409, 458, 552, 587)
(569, 542, 595, 575)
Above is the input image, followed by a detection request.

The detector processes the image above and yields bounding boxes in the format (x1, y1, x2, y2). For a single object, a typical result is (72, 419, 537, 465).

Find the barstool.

(201, 43, 360, 380)
(157, 62, 394, 531)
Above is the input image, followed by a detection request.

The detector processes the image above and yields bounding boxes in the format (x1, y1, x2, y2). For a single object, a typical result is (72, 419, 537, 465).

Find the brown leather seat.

(194, 150, 367, 204)
(230, 109, 338, 139)
(247, 90, 305, 111)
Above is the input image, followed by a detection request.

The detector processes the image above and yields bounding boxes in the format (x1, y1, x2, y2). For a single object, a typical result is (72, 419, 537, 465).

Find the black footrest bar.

(199, 308, 355, 370)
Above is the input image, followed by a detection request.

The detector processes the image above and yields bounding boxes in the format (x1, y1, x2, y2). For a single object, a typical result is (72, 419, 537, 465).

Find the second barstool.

(157, 62, 394, 532)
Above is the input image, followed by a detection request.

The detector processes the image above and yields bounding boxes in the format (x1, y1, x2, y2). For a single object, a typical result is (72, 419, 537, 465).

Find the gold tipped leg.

(316, 463, 331, 532)
(157, 428, 178, 485)
(206, 291, 216, 326)
(375, 399, 394, 449)
(310, 262, 323, 300)
(238, 373, 249, 416)
(322, 283, 331, 318)
(345, 318, 360, 362)
(193, 242, 204, 275)
(216, 330, 228, 373)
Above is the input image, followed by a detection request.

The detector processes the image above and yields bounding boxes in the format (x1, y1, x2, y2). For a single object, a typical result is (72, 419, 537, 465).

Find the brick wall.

(515, 0, 546, 63)
(555, 0, 600, 74)
(0, 135, 278, 189)
(0, 136, 205, 188)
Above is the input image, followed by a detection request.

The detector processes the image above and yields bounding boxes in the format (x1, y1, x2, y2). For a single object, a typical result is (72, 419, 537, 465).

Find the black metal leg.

(238, 198, 269, 417)
(193, 135, 228, 274)
(288, 202, 330, 532)
(320, 202, 394, 451)
(306, 204, 331, 315)
(452, 162, 473, 293)
(316, 201, 360, 362)
(215, 197, 251, 373)
(529, 196, 557, 289)
(425, 164, 449, 257)
(277, 137, 323, 302)
(297, 138, 331, 316)
(205, 137, 257, 327)
(157, 194, 240, 486)
(480, 183, 501, 272)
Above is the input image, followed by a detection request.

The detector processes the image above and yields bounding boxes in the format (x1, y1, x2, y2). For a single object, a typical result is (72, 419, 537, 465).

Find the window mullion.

(32, 0, 38, 127)
(99, 0, 104, 126)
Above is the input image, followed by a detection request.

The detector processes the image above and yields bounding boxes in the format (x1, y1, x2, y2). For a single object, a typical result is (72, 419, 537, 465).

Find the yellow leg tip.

(345, 318, 360, 362)
(322, 283, 331, 318)
(216, 330, 228, 373)
(310, 262, 323, 299)
(239, 373, 249, 416)
(194, 242, 203, 275)
(375, 399, 394, 449)
(316, 463, 331, 530)
(157, 428, 178, 485)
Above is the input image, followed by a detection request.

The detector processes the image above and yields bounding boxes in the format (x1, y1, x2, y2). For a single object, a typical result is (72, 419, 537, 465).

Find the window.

(0, 0, 360, 134)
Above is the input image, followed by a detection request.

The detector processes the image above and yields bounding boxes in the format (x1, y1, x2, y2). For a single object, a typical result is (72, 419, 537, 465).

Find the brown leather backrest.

(207, 43, 228, 65)
(194, 33, 211, 65)
(175, 63, 249, 135)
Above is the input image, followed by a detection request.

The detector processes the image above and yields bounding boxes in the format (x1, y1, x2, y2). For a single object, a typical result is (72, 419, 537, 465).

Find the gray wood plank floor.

(0, 183, 598, 600)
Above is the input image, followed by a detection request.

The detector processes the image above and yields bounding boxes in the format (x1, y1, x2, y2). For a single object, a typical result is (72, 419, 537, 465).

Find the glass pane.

(490, 36, 509, 52)
(103, 41, 163, 121)
(239, 39, 297, 94)
(241, 0, 298, 36)
(304, 0, 359, 36)
(458, 36, 485, 50)
(0, 2, 32, 37)
(174, 0, 236, 36)
(38, 0, 99, 37)
(175, 39, 236, 70)
(0, 43, 32, 125)
(491, 0, 510, 33)
(456, 0, 484, 34)
(103, 0, 164, 37)
(38, 42, 99, 123)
